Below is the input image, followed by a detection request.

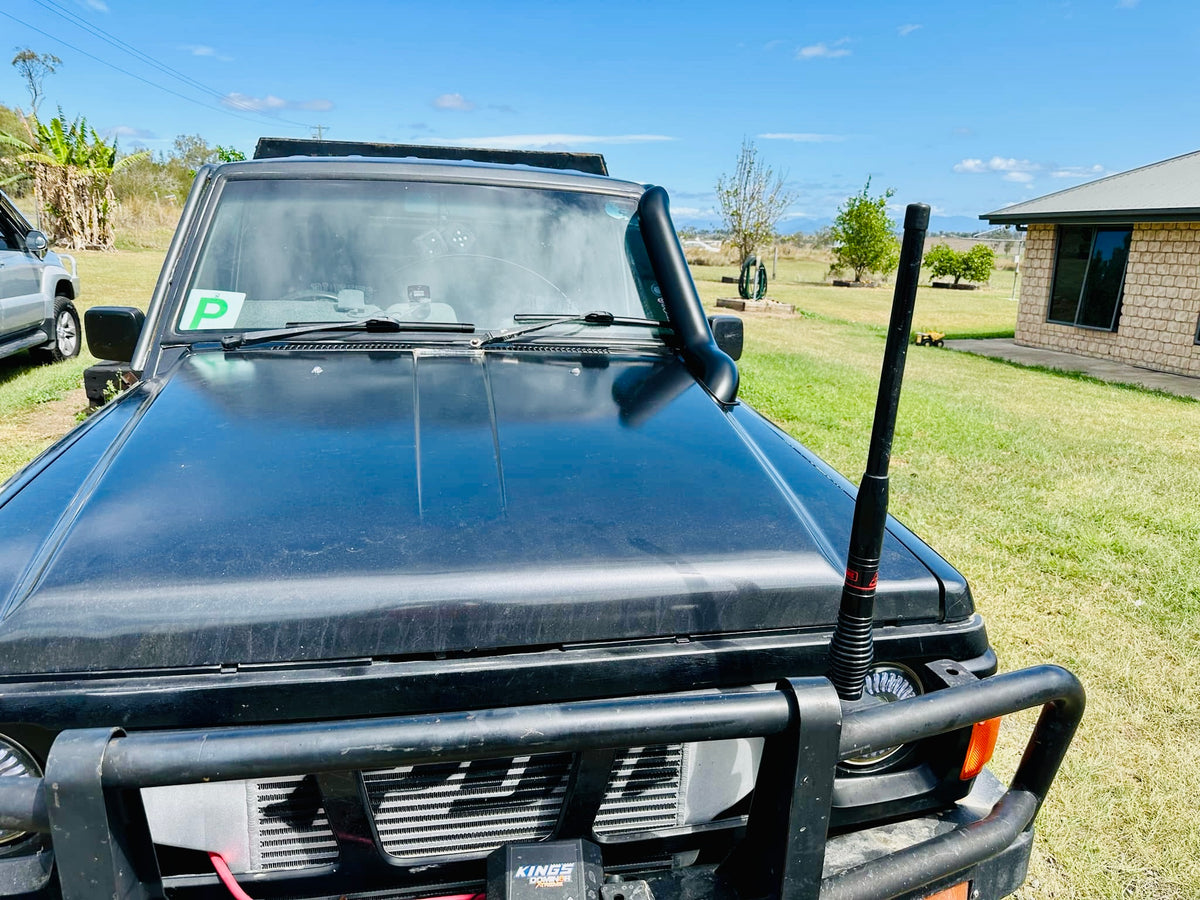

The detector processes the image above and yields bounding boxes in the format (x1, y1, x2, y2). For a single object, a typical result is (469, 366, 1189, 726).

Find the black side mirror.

(708, 314, 743, 361)
(86, 307, 145, 363)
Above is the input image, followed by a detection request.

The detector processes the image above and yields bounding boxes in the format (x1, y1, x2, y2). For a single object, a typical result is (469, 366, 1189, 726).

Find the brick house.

(982, 151, 1200, 378)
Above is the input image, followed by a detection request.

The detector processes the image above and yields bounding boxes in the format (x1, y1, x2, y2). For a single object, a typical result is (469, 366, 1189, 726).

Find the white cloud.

(446, 134, 674, 149)
(898, 24, 922, 36)
(82, 0, 109, 11)
(797, 38, 851, 59)
(758, 132, 846, 143)
(954, 156, 1039, 175)
(222, 93, 333, 112)
(107, 125, 155, 139)
(181, 44, 232, 61)
(433, 93, 475, 111)
(1117, 0, 1139, 7)
(1051, 164, 1107, 178)
(955, 155, 1107, 184)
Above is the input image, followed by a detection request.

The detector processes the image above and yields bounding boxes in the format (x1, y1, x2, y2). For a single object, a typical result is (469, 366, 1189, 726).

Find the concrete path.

(944, 338, 1200, 400)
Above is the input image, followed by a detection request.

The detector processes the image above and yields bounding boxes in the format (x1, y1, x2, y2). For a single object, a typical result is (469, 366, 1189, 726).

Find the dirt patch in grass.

(0, 388, 90, 481)
(0, 387, 88, 441)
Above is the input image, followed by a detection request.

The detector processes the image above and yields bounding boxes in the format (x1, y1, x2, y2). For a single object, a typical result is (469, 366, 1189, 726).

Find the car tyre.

(31, 296, 82, 364)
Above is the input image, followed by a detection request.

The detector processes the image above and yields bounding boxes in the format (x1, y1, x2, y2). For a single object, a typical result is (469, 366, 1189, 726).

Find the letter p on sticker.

(181, 289, 246, 330)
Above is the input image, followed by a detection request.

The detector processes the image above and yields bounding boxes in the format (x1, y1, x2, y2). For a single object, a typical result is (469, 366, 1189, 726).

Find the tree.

(214, 145, 246, 162)
(0, 103, 28, 190)
(11, 49, 61, 118)
(172, 134, 217, 172)
(923, 242, 996, 285)
(715, 139, 796, 265)
(828, 178, 900, 283)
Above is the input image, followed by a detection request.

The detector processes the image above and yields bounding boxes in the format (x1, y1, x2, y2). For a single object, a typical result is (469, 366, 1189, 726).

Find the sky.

(1, 0, 1197, 232)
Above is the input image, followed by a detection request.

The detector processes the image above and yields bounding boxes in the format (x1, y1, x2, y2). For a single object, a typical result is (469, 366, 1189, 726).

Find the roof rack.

(252, 138, 608, 176)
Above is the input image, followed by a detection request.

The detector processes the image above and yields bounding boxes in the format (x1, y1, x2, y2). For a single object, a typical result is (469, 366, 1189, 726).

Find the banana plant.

(0, 111, 147, 173)
(0, 110, 147, 248)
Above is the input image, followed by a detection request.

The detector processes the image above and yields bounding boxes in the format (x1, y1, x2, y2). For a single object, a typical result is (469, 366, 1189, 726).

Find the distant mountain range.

(674, 213, 993, 237)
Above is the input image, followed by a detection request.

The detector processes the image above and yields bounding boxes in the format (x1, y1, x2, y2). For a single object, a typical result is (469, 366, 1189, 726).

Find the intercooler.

(241, 745, 685, 871)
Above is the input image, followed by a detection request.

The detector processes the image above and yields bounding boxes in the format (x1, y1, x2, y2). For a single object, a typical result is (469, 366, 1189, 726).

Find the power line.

(0, 9, 311, 134)
(29, 0, 317, 129)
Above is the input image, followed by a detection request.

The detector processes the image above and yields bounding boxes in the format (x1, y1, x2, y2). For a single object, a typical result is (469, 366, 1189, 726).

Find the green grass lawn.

(1, 249, 1196, 897)
(692, 254, 1020, 338)
(735, 310, 1199, 900)
(0, 249, 163, 479)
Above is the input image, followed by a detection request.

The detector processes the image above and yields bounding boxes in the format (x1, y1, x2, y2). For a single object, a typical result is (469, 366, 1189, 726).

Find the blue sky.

(1, 0, 1196, 231)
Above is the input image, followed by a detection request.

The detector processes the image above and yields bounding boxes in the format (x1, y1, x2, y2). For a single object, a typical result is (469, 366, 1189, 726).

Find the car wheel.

(30, 297, 82, 363)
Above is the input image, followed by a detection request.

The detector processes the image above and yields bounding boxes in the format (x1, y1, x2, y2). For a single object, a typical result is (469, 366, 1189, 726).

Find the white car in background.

(0, 189, 81, 364)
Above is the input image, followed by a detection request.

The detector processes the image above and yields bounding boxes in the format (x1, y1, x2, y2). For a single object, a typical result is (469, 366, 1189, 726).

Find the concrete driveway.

(944, 338, 1200, 400)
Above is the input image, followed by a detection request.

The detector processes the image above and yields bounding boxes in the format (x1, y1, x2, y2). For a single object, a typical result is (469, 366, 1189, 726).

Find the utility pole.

(312, 125, 328, 141)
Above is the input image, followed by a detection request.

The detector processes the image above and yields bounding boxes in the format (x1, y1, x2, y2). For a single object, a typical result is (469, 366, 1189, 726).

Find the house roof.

(982, 149, 1200, 225)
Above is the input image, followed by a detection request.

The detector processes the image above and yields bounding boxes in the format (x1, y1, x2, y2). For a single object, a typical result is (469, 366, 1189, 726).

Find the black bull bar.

(0, 664, 1083, 900)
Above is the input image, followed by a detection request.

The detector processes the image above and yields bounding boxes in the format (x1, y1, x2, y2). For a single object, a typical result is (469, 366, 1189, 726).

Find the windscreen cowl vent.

(281, 342, 418, 351)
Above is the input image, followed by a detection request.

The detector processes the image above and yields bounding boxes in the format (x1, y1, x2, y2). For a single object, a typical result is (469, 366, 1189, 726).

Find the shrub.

(924, 242, 996, 285)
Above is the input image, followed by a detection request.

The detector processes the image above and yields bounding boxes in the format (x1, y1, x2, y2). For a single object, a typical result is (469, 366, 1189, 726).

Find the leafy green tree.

(215, 145, 246, 162)
(961, 244, 996, 284)
(715, 139, 796, 266)
(923, 242, 996, 285)
(922, 243, 958, 282)
(828, 178, 900, 282)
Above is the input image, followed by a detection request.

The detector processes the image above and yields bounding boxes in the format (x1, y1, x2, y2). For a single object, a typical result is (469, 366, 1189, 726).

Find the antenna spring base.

(829, 608, 875, 701)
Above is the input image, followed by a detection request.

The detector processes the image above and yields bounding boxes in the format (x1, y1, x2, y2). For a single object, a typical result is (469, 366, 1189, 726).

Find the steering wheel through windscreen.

(393, 253, 576, 324)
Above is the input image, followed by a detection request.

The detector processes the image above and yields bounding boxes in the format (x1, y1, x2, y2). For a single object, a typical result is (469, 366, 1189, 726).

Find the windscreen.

(179, 177, 667, 335)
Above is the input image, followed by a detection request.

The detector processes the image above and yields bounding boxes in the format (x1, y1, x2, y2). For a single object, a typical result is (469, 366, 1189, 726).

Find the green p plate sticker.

(180, 290, 246, 330)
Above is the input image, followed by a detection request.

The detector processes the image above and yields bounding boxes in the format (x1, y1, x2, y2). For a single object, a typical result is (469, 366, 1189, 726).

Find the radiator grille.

(247, 776, 339, 872)
(364, 753, 574, 859)
(594, 745, 684, 835)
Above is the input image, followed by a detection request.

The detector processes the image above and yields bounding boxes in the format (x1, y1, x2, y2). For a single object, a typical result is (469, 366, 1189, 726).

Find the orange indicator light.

(960, 716, 1002, 780)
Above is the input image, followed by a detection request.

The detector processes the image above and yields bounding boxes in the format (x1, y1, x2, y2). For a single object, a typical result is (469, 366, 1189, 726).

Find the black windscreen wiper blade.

(220, 316, 475, 350)
(469, 311, 671, 348)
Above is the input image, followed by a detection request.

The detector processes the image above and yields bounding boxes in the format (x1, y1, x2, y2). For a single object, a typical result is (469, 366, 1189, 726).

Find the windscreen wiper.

(220, 316, 475, 350)
(470, 311, 672, 348)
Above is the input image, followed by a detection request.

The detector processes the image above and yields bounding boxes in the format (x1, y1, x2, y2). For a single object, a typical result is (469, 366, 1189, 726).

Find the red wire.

(209, 852, 484, 900)
(208, 853, 256, 900)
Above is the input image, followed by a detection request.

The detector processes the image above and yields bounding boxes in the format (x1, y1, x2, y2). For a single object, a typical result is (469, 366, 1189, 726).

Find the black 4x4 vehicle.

(0, 141, 1082, 900)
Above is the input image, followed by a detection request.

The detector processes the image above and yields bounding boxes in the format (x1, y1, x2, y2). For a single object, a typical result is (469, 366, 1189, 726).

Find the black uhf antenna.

(828, 203, 930, 702)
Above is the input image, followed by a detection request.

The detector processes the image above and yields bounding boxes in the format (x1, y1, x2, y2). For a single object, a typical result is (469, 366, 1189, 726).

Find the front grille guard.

(0, 664, 1083, 900)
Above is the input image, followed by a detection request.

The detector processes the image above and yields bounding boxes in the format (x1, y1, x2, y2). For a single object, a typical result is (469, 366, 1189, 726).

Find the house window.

(1047, 225, 1132, 330)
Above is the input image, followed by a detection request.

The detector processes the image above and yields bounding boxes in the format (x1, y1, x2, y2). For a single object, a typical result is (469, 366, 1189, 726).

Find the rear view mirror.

(86, 306, 145, 363)
(708, 314, 743, 361)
